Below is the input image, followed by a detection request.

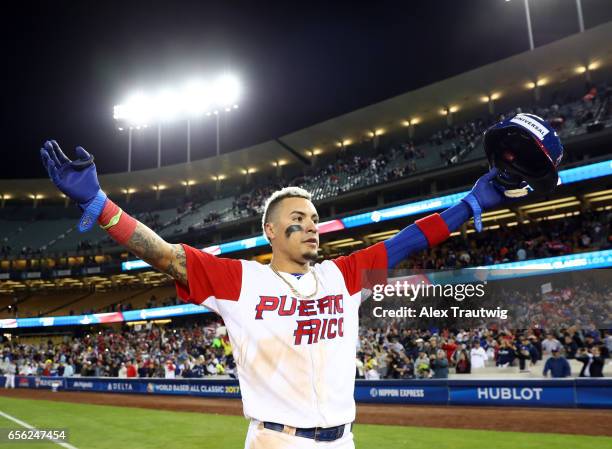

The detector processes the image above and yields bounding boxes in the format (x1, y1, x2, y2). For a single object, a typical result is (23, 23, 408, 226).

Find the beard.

(301, 248, 318, 261)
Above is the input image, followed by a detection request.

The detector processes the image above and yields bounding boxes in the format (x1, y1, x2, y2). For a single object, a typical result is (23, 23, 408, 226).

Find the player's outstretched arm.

(384, 168, 506, 268)
(331, 169, 507, 294)
(122, 221, 187, 286)
(40, 140, 187, 286)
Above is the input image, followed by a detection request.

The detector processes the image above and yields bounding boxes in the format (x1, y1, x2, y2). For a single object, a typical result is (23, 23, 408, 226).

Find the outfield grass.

(0, 397, 610, 449)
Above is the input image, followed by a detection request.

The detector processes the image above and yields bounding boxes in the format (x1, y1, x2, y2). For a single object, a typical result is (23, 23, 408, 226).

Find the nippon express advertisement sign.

(355, 380, 447, 404)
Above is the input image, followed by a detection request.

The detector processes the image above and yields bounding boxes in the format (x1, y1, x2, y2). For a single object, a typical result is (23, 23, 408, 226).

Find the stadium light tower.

(506, 0, 585, 51)
(113, 73, 241, 170)
(503, 0, 534, 50)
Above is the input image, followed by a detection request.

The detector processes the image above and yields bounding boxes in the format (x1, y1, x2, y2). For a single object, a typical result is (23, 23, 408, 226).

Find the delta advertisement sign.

(5, 376, 610, 408)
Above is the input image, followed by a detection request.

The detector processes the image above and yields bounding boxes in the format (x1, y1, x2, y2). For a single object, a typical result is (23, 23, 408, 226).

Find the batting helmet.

(483, 113, 564, 194)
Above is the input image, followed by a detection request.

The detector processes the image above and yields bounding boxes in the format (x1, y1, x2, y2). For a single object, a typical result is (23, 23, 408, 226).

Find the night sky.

(2, 0, 611, 179)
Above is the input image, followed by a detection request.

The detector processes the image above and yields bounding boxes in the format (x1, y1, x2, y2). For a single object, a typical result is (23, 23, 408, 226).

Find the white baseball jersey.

(175, 242, 388, 428)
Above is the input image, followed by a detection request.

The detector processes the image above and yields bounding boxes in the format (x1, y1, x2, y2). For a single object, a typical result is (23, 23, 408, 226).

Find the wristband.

(97, 199, 137, 245)
(461, 193, 483, 232)
(78, 190, 107, 232)
(414, 213, 450, 247)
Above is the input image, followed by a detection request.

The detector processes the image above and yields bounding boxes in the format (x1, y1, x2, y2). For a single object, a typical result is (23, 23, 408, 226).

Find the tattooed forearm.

(123, 221, 188, 286)
(126, 222, 167, 262)
(164, 243, 188, 286)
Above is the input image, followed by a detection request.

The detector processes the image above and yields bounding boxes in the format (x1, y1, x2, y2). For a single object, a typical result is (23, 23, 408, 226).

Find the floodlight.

(122, 93, 152, 126)
(154, 88, 181, 122)
(113, 73, 243, 167)
(182, 79, 211, 117)
(213, 74, 241, 107)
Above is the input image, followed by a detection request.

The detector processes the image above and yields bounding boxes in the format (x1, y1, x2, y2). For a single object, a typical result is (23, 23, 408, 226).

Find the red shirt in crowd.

(126, 364, 137, 378)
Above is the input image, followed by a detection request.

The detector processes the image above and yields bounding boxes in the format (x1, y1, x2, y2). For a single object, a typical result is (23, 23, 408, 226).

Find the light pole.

(157, 123, 162, 169)
(576, 0, 584, 32)
(216, 112, 220, 156)
(508, 0, 586, 50)
(523, 0, 534, 51)
(186, 119, 191, 163)
(127, 127, 133, 172)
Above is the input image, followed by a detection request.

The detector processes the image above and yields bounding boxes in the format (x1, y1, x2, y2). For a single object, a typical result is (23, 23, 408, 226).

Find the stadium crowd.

(219, 82, 610, 227)
(399, 208, 610, 270)
(356, 322, 611, 380)
(1, 206, 609, 319)
(1, 317, 609, 382)
(0, 320, 236, 381)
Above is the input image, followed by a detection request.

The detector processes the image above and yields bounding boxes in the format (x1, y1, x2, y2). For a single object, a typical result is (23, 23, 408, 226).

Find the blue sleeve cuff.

(78, 190, 107, 232)
(461, 193, 483, 232)
(384, 201, 474, 268)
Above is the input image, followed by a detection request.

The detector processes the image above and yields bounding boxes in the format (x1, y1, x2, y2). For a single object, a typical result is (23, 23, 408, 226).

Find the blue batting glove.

(461, 168, 509, 232)
(40, 140, 107, 232)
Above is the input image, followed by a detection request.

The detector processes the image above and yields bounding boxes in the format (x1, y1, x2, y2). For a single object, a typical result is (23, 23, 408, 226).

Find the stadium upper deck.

(0, 23, 610, 265)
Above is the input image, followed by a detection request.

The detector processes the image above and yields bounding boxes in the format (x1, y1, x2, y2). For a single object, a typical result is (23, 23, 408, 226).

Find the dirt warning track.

(1, 389, 611, 436)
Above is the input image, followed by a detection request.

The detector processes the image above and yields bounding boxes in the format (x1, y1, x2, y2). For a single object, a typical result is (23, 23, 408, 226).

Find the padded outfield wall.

(2, 376, 611, 409)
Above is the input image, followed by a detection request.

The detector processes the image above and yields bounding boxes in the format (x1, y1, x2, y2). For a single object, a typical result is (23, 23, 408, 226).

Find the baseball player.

(40, 113, 562, 448)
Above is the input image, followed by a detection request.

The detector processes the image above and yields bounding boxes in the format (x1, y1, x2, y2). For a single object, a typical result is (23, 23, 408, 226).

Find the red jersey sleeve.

(332, 241, 388, 296)
(175, 243, 242, 304)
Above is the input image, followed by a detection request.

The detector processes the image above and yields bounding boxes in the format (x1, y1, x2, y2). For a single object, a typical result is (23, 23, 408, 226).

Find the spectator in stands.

(364, 353, 380, 380)
(542, 333, 563, 358)
(441, 337, 457, 365)
(455, 350, 471, 374)
(496, 339, 515, 368)
(605, 331, 612, 355)
(61, 361, 74, 377)
(42, 360, 52, 376)
(576, 347, 605, 378)
(543, 349, 571, 378)
(3, 358, 16, 388)
(126, 360, 138, 378)
(562, 334, 579, 359)
(414, 351, 431, 379)
(386, 351, 408, 379)
(118, 362, 127, 378)
(355, 354, 365, 379)
(470, 341, 487, 369)
(516, 336, 536, 372)
(400, 355, 415, 379)
(430, 350, 449, 379)
(164, 359, 176, 379)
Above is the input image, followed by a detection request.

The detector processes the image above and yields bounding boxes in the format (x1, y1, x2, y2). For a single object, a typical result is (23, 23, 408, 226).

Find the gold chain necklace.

(269, 264, 319, 299)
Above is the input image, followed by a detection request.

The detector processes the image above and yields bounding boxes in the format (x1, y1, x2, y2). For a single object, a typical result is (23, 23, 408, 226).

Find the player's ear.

(264, 221, 275, 242)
